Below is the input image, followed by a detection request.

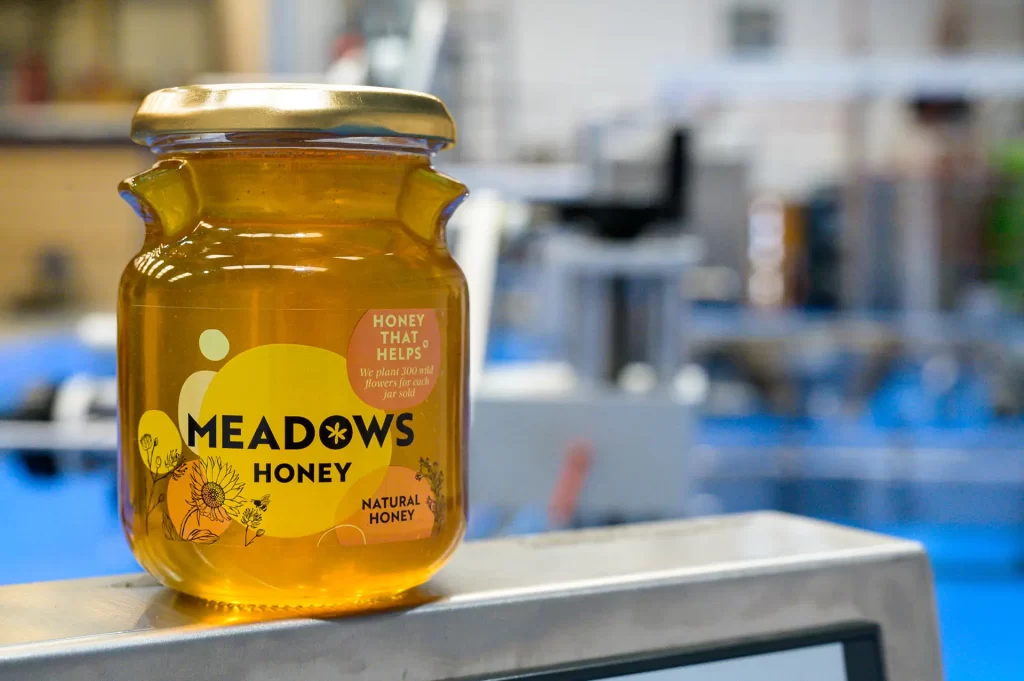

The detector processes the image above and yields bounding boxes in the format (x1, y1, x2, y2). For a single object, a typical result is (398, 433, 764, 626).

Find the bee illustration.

(252, 495, 271, 512)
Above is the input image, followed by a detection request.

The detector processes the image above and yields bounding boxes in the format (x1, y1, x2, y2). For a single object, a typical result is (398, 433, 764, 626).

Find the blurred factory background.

(1, 0, 1023, 677)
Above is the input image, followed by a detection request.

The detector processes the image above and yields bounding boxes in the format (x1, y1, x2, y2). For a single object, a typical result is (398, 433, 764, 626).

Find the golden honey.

(117, 85, 468, 607)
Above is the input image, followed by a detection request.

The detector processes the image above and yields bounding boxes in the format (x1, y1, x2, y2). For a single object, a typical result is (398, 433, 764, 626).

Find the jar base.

(225, 592, 430, 615)
(142, 562, 448, 614)
(153, 581, 442, 619)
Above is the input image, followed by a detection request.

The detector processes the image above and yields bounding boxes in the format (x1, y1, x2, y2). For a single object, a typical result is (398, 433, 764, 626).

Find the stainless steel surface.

(0, 513, 941, 681)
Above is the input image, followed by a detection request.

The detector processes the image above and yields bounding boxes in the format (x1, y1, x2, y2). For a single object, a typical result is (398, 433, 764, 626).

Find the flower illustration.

(241, 506, 266, 547)
(136, 410, 185, 536)
(139, 433, 184, 535)
(139, 433, 156, 470)
(325, 422, 349, 445)
(182, 457, 245, 537)
(241, 507, 262, 528)
(416, 458, 446, 536)
(161, 448, 184, 475)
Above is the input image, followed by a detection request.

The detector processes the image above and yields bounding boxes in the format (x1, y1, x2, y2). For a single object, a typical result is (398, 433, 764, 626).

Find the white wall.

(116, 0, 215, 92)
(267, 0, 346, 74)
(44, 0, 216, 95)
(468, 0, 1024, 193)
(48, 0, 109, 93)
(507, 0, 721, 160)
(218, 0, 270, 74)
(967, 0, 1024, 51)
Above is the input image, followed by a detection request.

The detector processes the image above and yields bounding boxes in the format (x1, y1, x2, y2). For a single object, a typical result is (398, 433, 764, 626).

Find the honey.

(117, 85, 468, 607)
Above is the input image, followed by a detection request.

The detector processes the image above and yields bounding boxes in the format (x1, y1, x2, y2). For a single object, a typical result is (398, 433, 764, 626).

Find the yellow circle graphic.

(199, 329, 230, 361)
(137, 409, 182, 474)
(197, 344, 392, 538)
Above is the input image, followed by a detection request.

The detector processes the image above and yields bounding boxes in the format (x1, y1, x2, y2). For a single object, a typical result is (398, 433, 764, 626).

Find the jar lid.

(130, 83, 456, 148)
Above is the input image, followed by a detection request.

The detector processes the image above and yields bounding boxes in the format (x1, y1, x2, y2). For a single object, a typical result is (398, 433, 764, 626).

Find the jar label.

(133, 309, 451, 548)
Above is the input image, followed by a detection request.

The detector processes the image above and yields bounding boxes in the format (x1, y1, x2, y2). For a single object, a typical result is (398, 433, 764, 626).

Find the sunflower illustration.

(181, 457, 245, 536)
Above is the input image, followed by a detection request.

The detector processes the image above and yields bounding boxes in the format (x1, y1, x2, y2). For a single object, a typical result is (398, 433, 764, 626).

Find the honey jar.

(117, 84, 468, 607)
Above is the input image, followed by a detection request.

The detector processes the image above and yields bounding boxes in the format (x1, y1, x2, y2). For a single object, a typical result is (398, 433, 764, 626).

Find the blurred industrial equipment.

(1, 2, 1024, 675)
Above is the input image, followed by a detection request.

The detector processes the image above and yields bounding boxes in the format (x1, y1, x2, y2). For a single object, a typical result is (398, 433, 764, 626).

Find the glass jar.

(117, 84, 468, 607)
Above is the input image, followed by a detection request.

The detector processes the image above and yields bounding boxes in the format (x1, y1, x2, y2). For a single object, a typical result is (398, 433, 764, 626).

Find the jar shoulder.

(120, 221, 467, 307)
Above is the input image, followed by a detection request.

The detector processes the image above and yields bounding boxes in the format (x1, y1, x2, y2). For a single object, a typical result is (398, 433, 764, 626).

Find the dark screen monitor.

(502, 625, 885, 681)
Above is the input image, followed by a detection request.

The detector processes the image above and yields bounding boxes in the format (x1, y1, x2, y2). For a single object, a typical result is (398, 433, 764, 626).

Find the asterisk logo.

(319, 416, 353, 450)
(326, 422, 349, 444)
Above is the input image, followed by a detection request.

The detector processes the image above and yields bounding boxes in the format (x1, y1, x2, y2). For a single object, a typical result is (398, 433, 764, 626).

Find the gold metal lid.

(130, 83, 456, 148)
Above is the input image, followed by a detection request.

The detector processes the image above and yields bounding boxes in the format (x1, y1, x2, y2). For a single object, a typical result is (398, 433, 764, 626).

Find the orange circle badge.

(347, 309, 441, 410)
